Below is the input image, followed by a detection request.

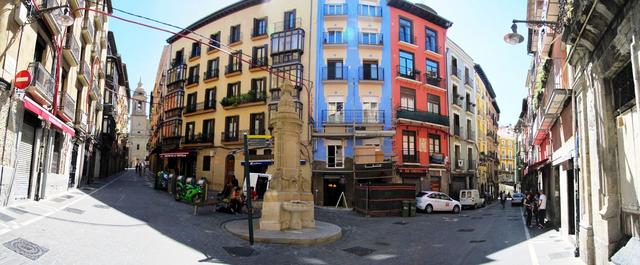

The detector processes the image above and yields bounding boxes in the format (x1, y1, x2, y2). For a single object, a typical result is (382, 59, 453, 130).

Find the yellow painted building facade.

(162, 0, 315, 191)
(498, 126, 515, 183)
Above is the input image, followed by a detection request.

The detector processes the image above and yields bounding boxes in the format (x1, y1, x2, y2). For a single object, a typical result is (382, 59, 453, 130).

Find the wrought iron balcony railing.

(321, 110, 385, 124)
(322, 66, 348, 80)
(396, 65, 421, 81)
(358, 66, 384, 81)
(396, 108, 449, 127)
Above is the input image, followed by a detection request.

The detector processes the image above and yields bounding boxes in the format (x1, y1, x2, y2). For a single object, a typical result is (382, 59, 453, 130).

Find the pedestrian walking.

(524, 193, 534, 227)
(500, 192, 507, 208)
(537, 190, 547, 229)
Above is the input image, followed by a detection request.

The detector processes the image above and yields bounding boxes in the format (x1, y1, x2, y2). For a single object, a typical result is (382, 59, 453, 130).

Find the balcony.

(358, 66, 384, 81)
(324, 4, 347, 16)
(26, 62, 55, 104)
(251, 26, 268, 38)
(358, 4, 382, 17)
(220, 90, 266, 108)
(166, 64, 187, 85)
(466, 103, 475, 113)
(186, 74, 199, 86)
(453, 126, 461, 137)
(42, 0, 63, 34)
(225, 63, 242, 76)
(272, 17, 302, 32)
(464, 75, 473, 87)
(204, 69, 219, 80)
(228, 32, 242, 45)
(79, 61, 91, 85)
(221, 130, 248, 143)
(358, 33, 383, 46)
(533, 87, 570, 145)
(450, 66, 461, 79)
(189, 47, 201, 59)
(182, 133, 214, 145)
(60, 92, 76, 121)
(468, 160, 477, 170)
(396, 108, 449, 127)
(402, 152, 419, 164)
(94, 12, 104, 30)
(82, 18, 95, 44)
(322, 66, 348, 81)
(452, 96, 464, 108)
(249, 57, 268, 70)
(467, 128, 475, 141)
(429, 153, 445, 164)
(63, 34, 80, 66)
(323, 32, 346, 45)
(396, 65, 421, 82)
(321, 110, 385, 124)
(424, 72, 444, 88)
(183, 102, 216, 115)
(103, 104, 115, 117)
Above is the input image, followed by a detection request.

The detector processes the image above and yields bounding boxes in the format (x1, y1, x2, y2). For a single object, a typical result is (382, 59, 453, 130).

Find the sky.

(109, 0, 529, 126)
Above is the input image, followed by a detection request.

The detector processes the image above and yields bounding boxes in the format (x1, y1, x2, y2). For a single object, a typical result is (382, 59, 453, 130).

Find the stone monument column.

(259, 82, 315, 231)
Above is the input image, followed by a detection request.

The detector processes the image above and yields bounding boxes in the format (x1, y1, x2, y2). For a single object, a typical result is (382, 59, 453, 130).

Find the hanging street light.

(503, 20, 557, 45)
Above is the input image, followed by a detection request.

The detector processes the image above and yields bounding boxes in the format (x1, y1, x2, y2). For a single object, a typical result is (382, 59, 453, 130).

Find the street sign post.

(243, 133, 254, 245)
(14, 70, 31, 90)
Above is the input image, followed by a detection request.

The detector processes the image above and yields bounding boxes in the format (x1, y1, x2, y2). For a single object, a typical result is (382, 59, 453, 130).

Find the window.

(327, 144, 344, 168)
(224, 116, 239, 140)
(185, 122, 195, 141)
(325, 4, 346, 16)
(251, 45, 268, 67)
(464, 67, 471, 85)
(203, 156, 211, 171)
(325, 31, 344, 44)
(252, 18, 268, 37)
(359, 4, 381, 16)
(187, 65, 199, 85)
(229, 24, 241, 43)
(362, 101, 378, 122)
(398, 50, 414, 78)
(205, 58, 219, 79)
(284, 10, 296, 30)
(162, 120, 182, 138)
(227, 82, 240, 98)
(250, 113, 265, 135)
(186, 92, 197, 112)
(203, 119, 214, 141)
(425, 27, 438, 52)
(190, 41, 200, 58)
(227, 51, 242, 73)
(427, 94, 440, 114)
(362, 60, 380, 80)
(204, 87, 216, 109)
(50, 132, 63, 174)
(399, 18, 413, 43)
(137, 144, 140, 150)
(251, 78, 266, 98)
(174, 49, 184, 65)
(327, 60, 344, 80)
(611, 62, 635, 115)
(429, 134, 441, 154)
(426, 60, 439, 77)
(360, 32, 381, 45)
(328, 101, 344, 122)
(208, 32, 220, 51)
(451, 57, 459, 77)
(402, 131, 417, 163)
(271, 29, 304, 54)
(400, 87, 416, 110)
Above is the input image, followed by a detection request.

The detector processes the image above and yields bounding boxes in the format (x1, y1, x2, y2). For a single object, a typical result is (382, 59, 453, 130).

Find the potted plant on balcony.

(220, 96, 237, 107)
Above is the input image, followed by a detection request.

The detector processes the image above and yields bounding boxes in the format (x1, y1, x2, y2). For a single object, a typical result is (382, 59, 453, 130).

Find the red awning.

(524, 158, 550, 175)
(23, 96, 75, 137)
(160, 150, 190, 158)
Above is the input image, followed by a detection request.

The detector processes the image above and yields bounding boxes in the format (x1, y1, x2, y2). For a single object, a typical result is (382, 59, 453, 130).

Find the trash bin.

(401, 200, 410, 217)
(409, 200, 417, 217)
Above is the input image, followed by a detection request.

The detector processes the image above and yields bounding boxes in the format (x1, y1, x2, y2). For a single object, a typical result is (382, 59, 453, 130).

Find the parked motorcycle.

(155, 171, 169, 190)
(174, 177, 203, 204)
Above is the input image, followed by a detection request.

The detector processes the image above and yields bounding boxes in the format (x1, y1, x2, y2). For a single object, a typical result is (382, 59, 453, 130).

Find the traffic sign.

(247, 134, 273, 147)
(14, 70, 31, 89)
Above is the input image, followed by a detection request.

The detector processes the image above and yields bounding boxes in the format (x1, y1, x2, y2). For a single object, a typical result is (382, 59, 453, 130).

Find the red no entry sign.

(14, 70, 32, 89)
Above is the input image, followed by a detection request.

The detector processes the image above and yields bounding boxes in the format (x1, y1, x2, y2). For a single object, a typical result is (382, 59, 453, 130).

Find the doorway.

(224, 155, 235, 185)
(324, 176, 344, 206)
(567, 168, 575, 234)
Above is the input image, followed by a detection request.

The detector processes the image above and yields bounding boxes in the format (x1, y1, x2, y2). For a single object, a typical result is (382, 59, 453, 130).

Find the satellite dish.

(504, 23, 524, 45)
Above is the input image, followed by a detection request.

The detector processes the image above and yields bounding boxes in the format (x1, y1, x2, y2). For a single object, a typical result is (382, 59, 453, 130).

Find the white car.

(416, 191, 461, 214)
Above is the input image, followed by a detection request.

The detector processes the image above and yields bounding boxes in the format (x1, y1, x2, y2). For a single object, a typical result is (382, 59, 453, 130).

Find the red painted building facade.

(388, 1, 452, 193)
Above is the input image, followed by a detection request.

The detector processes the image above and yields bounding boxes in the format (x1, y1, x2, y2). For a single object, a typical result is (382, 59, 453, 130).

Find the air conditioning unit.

(457, 160, 464, 167)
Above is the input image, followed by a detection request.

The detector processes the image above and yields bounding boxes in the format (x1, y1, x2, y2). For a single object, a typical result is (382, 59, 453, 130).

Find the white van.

(459, 190, 484, 209)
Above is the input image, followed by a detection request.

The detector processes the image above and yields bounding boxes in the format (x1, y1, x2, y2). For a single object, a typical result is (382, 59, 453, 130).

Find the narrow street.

(0, 170, 580, 265)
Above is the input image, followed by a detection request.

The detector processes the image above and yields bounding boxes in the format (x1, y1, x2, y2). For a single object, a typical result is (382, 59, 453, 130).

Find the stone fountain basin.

(281, 200, 313, 212)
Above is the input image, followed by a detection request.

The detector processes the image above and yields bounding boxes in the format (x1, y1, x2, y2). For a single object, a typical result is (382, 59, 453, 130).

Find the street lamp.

(33, 5, 74, 27)
(503, 20, 557, 45)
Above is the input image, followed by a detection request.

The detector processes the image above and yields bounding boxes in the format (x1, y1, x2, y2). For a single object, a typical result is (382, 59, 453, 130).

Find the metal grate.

(343, 246, 375, 257)
(223, 247, 254, 257)
(470, 240, 486, 243)
(3, 238, 49, 261)
(63, 208, 85, 215)
(93, 204, 110, 209)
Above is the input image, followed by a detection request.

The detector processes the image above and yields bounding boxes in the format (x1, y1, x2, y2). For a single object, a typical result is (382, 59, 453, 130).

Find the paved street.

(0, 170, 581, 265)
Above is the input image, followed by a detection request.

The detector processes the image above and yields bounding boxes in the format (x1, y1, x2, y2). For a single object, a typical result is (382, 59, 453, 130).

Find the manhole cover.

(8, 207, 28, 215)
(93, 204, 110, 209)
(51, 198, 66, 203)
(393, 221, 408, 225)
(343, 246, 375, 257)
(64, 208, 85, 214)
(374, 242, 390, 246)
(458, 229, 475, 232)
(61, 195, 74, 199)
(3, 238, 49, 261)
(223, 246, 254, 257)
(0, 212, 15, 222)
(470, 240, 486, 243)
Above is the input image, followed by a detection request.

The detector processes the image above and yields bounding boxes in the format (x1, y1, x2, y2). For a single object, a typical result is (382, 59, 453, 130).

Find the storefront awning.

(523, 158, 549, 175)
(23, 96, 75, 137)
